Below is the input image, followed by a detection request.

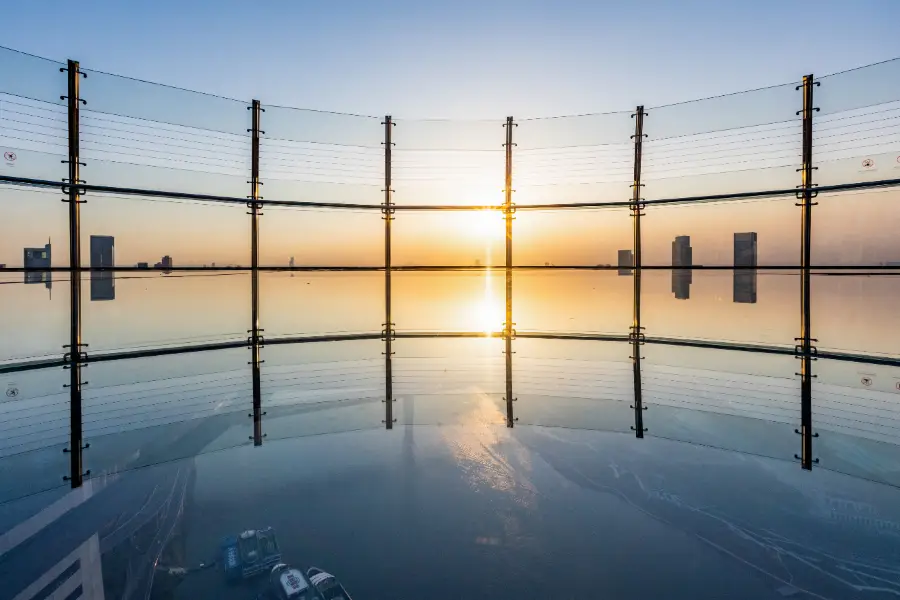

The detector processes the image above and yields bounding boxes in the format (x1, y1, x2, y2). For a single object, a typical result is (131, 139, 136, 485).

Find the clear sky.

(4, 0, 900, 118)
(2, 1, 900, 267)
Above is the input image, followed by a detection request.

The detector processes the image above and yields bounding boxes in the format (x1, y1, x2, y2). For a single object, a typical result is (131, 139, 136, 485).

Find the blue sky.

(4, 0, 900, 118)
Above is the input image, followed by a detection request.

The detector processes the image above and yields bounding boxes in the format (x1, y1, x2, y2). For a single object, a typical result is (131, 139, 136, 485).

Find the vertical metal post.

(249, 100, 264, 446)
(382, 116, 395, 429)
(630, 106, 647, 438)
(796, 75, 818, 470)
(504, 117, 516, 428)
(63, 60, 87, 487)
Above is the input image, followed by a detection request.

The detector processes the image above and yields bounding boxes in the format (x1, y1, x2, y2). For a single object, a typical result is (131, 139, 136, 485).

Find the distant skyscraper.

(89, 235, 115, 301)
(734, 232, 758, 268)
(23, 241, 51, 268)
(671, 235, 692, 299)
(289, 256, 295, 268)
(23, 239, 52, 289)
(137, 262, 149, 269)
(671, 236, 692, 269)
(618, 249, 634, 276)
(733, 232, 758, 304)
(90, 235, 115, 269)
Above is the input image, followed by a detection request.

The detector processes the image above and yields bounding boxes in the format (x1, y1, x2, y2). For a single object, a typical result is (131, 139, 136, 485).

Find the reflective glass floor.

(3, 419, 900, 600)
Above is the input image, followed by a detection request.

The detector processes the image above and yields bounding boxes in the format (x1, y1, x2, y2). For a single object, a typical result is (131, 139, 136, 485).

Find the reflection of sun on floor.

(473, 270, 504, 335)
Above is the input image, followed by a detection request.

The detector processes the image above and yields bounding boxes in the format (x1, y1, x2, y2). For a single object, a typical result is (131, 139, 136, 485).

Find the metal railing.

(2, 47, 900, 490)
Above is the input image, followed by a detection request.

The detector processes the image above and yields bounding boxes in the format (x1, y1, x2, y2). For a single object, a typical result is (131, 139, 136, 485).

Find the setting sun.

(465, 210, 504, 241)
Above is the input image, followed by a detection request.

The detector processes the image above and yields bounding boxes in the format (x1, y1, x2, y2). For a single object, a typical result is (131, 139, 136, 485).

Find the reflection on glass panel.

(0, 368, 75, 503)
(812, 273, 900, 357)
(513, 207, 632, 267)
(642, 344, 799, 461)
(644, 84, 800, 200)
(0, 273, 67, 364)
(813, 358, 900, 488)
(0, 95, 68, 181)
(260, 271, 382, 338)
(0, 47, 66, 106)
(641, 197, 799, 267)
(261, 341, 384, 440)
(81, 272, 249, 353)
(811, 190, 900, 266)
(392, 210, 504, 267)
(394, 338, 506, 426)
(259, 207, 383, 267)
(393, 271, 504, 334)
(817, 58, 900, 117)
(515, 112, 634, 206)
(80, 69, 249, 135)
(261, 106, 382, 206)
(79, 194, 249, 268)
(814, 101, 900, 187)
(81, 154, 250, 198)
(514, 270, 631, 335)
(643, 270, 797, 346)
(392, 119, 505, 207)
(514, 339, 633, 432)
(82, 349, 251, 478)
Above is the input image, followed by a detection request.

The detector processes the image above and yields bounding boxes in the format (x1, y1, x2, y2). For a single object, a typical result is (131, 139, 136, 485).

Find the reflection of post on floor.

(503, 117, 516, 428)
(383, 116, 396, 429)
(796, 74, 819, 471)
(630, 106, 647, 438)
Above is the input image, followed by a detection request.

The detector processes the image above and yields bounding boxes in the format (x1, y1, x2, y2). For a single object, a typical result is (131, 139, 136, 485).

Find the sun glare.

(475, 270, 504, 335)
(466, 210, 503, 241)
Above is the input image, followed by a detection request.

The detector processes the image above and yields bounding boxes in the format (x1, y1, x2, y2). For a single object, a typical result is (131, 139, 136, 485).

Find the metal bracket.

(63, 443, 90, 453)
(59, 67, 87, 77)
(63, 470, 90, 482)
(630, 426, 648, 432)
(795, 428, 819, 438)
(794, 454, 819, 464)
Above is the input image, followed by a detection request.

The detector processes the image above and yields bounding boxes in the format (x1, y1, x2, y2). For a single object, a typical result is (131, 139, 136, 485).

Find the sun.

(466, 209, 503, 241)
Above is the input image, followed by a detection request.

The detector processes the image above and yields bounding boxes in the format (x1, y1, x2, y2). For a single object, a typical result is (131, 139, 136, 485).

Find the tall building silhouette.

(618, 249, 633, 276)
(734, 232, 757, 267)
(90, 235, 115, 301)
(23, 239, 52, 290)
(90, 235, 115, 268)
(671, 235, 692, 300)
(733, 232, 758, 304)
